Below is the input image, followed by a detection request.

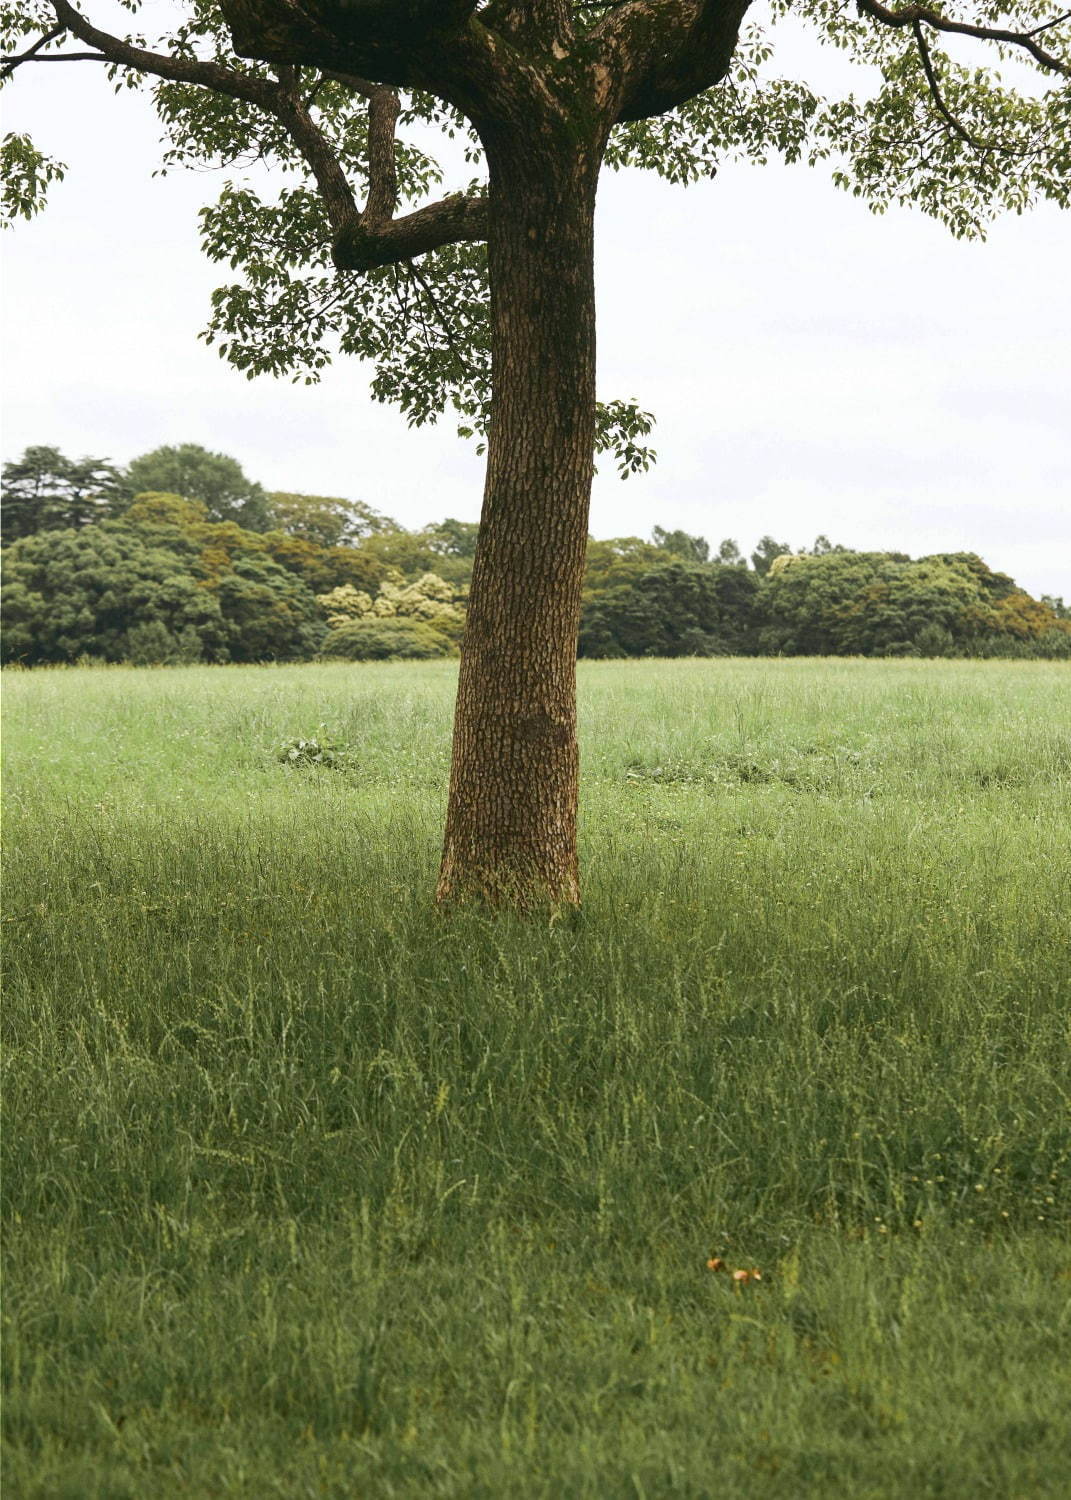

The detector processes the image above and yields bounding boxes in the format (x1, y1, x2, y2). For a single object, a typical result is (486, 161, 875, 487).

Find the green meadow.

(3, 658, 1070, 1497)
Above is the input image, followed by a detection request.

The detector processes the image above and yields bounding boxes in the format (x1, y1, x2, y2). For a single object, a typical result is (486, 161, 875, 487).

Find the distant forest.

(2, 443, 1068, 666)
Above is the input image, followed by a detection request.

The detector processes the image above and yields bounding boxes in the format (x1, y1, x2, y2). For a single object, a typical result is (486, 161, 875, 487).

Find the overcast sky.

(2, 22, 1069, 598)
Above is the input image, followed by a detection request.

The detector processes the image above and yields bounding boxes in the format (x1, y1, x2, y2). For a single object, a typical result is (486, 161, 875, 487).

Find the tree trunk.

(436, 129, 600, 907)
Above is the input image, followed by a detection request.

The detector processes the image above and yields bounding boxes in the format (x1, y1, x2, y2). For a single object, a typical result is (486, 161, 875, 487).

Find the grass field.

(3, 657, 1070, 1497)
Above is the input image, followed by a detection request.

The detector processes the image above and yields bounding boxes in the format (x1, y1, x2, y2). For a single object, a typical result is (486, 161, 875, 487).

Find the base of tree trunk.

(435, 856, 580, 911)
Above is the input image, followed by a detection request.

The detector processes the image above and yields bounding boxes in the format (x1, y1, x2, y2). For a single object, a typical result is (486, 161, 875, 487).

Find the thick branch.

(591, 0, 755, 123)
(271, 65, 362, 239)
(322, 69, 379, 96)
(219, 0, 484, 91)
(281, 68, 482, 269)
(857, 0, 1071, 76)
(48, 0, 281, 105)
(37, 5, 487, 272)
(365, 86, 400, 223)
(262, 69, 486, 269)
(319, 0, 481, 41)
(218, 2, 575, 151)
(479, 0, 575, 54)
(333, 191, 488, 270)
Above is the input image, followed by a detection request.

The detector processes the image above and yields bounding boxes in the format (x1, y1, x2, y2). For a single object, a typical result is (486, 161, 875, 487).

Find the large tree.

(1, 445, 130, 540)
(2, 0, 1067, 904)
(126, 442, 273, 530)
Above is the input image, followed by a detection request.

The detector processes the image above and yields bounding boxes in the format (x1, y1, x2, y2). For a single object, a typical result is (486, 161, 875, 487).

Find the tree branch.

(219, 0, 486, 91)
(322, 69, 379, 97)
(333, 191, 488, 270)
(270, 65, 364, 240)
(911, 20, 985, 149)
(48, 0, 283, 106)
(42, 4, 366, 241)
(35, 5, 488, 273)
(590, 0, 755, 124)
(320, 0, 482, 41)
(264, 63, 489, 269)
(910, 20, 1042, 156)
(217, 2, 567, 151)
(364, 85, 400, 224)
(911, 20, 983, 147)
(0, 50, 113, 67)
(857, 0, 1071, 76)
(0, 26, 66, 79)
(479, 0, 575, 55)
(276, 67, 483, 269)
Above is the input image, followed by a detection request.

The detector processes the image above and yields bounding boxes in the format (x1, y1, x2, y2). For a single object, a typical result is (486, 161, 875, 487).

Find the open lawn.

(2, 658, 1070, 1497)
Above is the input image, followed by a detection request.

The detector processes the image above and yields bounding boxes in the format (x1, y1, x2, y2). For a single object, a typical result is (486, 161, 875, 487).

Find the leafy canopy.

(126, 443, 273, 530)
(1, 487, 327, 664)
(758, 548, 1071, 656)
(267, 490, 399, 548)
(1, 445, 130, 540)
(2, 0, 1067, 470)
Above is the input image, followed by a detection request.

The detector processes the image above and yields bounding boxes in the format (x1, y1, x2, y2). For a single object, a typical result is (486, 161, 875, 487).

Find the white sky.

(2, 18, 1069, 598)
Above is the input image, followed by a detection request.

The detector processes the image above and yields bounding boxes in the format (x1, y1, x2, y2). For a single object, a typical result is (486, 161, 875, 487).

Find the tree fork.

(436, 126, 603, 907)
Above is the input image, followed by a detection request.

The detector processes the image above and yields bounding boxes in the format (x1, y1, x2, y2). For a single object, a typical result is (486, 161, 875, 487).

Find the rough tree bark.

(437, 128, 603, 905)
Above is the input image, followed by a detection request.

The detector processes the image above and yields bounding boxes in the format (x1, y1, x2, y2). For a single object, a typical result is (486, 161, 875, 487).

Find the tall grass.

(3, 659, 1070, 1497)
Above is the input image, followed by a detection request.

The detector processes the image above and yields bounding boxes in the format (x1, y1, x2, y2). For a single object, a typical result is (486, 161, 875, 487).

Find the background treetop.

(268, 491, 400, 547)
(0, 444, 129, 541)
(125, 443, 273, 530)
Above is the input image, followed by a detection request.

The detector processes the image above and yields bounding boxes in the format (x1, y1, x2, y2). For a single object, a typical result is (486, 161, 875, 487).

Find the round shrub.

(319, 618, 453, 661)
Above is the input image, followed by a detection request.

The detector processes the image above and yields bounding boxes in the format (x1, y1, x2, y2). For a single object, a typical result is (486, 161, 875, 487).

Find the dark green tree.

(4, 0, 1068, 903)
(715, 538, 746, 566)
(213, 553, 326, 660)
(120, 490, 331, 657)
(1, 445, 130, 540)
(0, 523, 228, 664)
(126, 444, 272, 531)
(652, 526, 711, 564)
(580, 560, 761, 657)
(750, 535, 793, 576)
(759, 550, 1067, 656)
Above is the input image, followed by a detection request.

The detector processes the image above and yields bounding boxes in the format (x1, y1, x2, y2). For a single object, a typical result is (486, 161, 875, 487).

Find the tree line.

(2, 443, 1068, 666)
